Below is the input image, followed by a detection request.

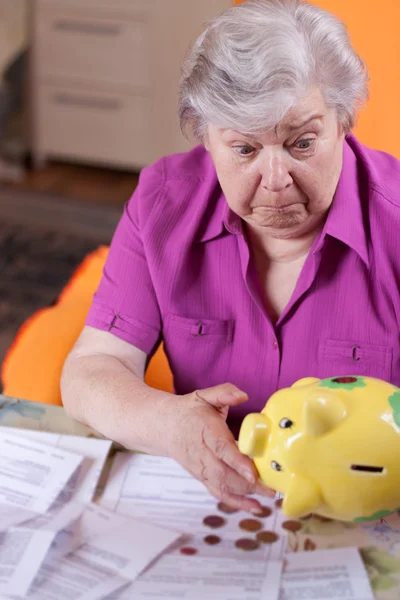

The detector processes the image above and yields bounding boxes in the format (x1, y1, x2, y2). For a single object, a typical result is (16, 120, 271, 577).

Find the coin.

(254, 506, 272, 518)
(256, 531, 279, 544)
(235, 538, 260, 551)
(217, 502, 239, 514)
(204, 535, 221, 545)
(282, 520, 302, 532)
(180, 546, 198, 555)
(239, 519, 263, 532)
(203, 515, 226, 529)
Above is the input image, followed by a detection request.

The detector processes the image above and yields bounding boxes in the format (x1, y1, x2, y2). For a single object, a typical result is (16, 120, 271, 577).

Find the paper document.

(0, 426, 112, 504)
(107, 555, 283, 600)
(0, 431, 83, 526)
(101, 453, 288, 561)
(26, 504, 181, 600)
(49, 502, 165, 560)
(0, 500, 84, 597)
(277, 547, 375, 600)
(0, 503, 38, 531)
(0, 428, 112, 597)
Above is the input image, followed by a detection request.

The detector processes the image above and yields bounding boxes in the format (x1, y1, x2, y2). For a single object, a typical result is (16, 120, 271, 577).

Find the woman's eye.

(233, 145, 255, 156)
(294, 138, 314, 150)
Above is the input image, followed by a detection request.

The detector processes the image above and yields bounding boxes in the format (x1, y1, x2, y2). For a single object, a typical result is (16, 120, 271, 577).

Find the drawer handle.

(54, 93, 121, 111)
(54, 19, 121, 36)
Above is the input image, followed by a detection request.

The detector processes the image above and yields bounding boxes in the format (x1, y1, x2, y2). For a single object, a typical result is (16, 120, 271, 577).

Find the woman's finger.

(194, 383, 248, 410)
(205, 482, 263, 514)
(254, 480, 276, 498)
(202, 422, 259, 484)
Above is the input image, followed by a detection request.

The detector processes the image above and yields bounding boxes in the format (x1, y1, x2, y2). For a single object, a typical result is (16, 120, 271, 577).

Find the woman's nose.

(260, 154, 292, 192)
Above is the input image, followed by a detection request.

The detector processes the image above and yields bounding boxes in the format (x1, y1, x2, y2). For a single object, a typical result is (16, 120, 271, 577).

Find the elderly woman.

(61, 0, 400, 514)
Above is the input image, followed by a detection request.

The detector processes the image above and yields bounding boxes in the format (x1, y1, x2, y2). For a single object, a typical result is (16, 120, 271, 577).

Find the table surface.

(1, 394, 400, 599)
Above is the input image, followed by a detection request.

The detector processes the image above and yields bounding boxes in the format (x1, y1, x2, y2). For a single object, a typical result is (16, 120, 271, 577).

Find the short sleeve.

(85, 163, 163, 355)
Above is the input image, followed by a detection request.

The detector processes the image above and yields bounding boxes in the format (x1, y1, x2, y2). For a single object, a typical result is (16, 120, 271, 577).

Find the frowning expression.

(205, 88, 345, 239)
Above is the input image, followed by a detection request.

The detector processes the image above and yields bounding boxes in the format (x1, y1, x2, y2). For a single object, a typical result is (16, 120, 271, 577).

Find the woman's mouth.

(253, 203, 299, 213)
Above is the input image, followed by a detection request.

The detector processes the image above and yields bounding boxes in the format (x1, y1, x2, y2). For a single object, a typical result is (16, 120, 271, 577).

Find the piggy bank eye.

(279, 418, 293, 429)
(271, 461, 282, 472)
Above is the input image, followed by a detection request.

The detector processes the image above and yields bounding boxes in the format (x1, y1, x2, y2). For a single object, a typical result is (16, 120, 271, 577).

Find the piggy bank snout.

(238, 413, 269, 457)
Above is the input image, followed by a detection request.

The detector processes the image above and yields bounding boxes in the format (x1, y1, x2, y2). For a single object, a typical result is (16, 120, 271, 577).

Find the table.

(0, 393, 93, 436)
(1, 394, 400, 599)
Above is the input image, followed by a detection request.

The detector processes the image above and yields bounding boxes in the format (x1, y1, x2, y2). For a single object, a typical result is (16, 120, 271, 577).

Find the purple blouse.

(86, 134, 400, 435)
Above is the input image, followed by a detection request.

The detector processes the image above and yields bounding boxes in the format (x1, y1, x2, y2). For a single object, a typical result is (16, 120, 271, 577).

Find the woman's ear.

(203, 132, 210, 151)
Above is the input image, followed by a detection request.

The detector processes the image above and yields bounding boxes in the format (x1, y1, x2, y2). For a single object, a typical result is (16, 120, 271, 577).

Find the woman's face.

(205, 88, 345, 239)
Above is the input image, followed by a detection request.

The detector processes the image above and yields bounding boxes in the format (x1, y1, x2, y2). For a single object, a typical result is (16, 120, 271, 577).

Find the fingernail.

(242, 470, 256, 484)
(257, 484, 275, 497)
(251, 507, 262, 515)
(233, 391, 248, 400)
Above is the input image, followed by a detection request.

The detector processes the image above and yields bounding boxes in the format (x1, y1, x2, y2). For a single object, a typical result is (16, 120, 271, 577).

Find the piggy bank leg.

(283, 473, 322, 519)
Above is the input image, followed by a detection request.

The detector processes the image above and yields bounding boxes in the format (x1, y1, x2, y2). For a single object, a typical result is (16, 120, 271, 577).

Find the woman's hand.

(164, 383, 275, 513)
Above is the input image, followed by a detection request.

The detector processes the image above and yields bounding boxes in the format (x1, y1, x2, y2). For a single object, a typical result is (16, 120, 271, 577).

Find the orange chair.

(2, 246, 173, 404)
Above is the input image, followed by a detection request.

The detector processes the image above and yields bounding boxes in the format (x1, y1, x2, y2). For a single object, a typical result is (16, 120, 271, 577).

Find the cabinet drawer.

(36, 0, 146, 15)
(35, 85, 151, 169)
(35, 5, 150, 89)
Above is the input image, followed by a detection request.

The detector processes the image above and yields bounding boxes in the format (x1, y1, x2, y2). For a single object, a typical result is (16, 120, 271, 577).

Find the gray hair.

(179, 0, 369, 140)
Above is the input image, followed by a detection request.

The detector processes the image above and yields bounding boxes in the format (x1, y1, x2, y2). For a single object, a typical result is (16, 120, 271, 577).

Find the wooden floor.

(6, 160, 140, 207)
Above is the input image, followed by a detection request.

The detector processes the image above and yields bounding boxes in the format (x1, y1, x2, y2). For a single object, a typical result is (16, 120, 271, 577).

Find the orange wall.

(233, 0, 400, 157)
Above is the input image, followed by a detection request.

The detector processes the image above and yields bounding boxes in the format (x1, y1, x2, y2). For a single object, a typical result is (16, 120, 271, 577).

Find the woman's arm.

(61, 326, 175, 455)
(61, 326, 274, 512)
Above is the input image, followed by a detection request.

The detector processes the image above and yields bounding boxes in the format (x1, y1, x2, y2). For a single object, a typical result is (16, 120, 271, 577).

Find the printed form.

(100, 452, 286, 599)
(24, 504, 181, 600)
(0, 431, 83, 529)
(277, 547, 375, 600)
(0, 428, 113, 596)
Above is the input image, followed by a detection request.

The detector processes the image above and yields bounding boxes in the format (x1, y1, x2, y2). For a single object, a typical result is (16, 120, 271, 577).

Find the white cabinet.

(30, 0, 231, 170)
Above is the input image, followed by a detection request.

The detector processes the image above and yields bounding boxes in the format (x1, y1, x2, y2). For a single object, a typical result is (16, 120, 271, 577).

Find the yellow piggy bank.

(238, 376, 400, 522)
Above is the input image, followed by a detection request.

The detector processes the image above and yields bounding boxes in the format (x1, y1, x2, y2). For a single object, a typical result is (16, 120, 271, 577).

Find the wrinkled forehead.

(281, 87, 328, 126)
(213, 87, 332, 140)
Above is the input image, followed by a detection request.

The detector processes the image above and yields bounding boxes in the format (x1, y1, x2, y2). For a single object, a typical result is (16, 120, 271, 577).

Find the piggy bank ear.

(292, 377, 320, 388)
(238, 413, 269, 457)
(282, 474, 322, 519)
(303, 394, 347, 437)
